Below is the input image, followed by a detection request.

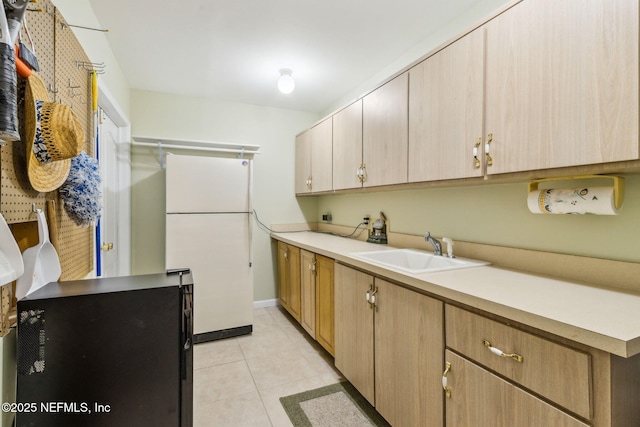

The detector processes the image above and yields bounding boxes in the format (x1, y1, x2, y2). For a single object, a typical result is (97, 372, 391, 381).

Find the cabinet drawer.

(445, 305, 591, 420)
(444, 351, 589, 427)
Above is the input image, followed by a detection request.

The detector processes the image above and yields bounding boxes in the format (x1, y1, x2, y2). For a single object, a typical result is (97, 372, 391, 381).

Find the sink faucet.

(424, 232, 442, 256)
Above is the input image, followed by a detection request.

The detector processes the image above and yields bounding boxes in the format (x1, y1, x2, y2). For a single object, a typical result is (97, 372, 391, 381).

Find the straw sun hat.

(24, 73, 84, 193)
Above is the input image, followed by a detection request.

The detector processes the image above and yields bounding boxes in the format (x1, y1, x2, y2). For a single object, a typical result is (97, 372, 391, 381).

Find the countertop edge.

(272, 231, 639, 358)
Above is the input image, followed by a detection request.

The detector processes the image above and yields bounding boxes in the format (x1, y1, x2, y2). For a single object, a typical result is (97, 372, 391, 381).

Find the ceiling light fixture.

(278, 69, 295, 94)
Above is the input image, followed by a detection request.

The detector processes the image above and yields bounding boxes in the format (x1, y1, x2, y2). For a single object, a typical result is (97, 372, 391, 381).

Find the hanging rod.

(132, 136, 261, 167)
(132, 136, 260, 154)
(132, 141, 261, 155)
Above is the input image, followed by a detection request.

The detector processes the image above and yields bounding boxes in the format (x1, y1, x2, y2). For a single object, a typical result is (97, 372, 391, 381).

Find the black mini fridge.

(16, 271, 193, 427)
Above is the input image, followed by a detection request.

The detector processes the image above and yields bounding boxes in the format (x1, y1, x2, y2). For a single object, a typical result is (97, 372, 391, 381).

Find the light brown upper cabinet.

(409, 28, 485, 182)
(310, 118, 333, 192)
(298, 0, 639, 193)
(362, 73, 409, 187)
(333, 100, 363, 190)
(484, 0, 639, 174)
(294, 130, 312, 194)
(295, 118, 333, 194)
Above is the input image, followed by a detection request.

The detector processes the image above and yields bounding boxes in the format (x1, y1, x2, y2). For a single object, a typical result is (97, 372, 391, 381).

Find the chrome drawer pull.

(482, 339, 523, 363)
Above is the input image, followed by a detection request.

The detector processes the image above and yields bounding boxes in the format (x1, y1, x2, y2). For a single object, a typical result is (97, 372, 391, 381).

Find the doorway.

(96, 87, 131, 277)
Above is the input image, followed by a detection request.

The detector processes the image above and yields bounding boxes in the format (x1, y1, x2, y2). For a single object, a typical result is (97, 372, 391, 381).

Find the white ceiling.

(88, 0, 484, 114)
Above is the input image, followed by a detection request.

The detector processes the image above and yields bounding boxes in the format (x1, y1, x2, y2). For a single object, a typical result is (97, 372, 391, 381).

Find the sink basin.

(349, 249, 490, 274)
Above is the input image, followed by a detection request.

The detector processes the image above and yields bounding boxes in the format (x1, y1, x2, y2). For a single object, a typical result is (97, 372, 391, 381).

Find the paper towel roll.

(527, 186, 620, 215)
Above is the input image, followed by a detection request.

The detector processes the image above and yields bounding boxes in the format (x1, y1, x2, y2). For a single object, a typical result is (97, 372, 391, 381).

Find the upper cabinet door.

(363, 73, 409, 187)
(295, 130, 312, 194)
(484, 0, 639, 175)
(310, 118, 333, 193)
(409, 29, 485, 182)
(333, 100, 363, 191)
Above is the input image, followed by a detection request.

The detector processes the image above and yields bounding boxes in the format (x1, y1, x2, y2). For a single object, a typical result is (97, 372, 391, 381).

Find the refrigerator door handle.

(248, 211, 253, 268)
(248, 160, 253, 268)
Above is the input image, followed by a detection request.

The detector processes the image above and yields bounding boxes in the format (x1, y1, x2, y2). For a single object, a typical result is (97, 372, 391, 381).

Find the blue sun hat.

(59, 151, 102, 227)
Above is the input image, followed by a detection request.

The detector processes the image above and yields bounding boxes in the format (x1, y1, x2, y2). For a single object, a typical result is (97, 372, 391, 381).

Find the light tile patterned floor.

(194, 306, 344, 427)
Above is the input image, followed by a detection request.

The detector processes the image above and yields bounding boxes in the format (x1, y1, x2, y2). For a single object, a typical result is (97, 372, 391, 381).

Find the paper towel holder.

(528, 175, 625, 210)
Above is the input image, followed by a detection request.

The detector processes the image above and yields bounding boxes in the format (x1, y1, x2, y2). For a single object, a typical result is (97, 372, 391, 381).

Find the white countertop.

(272, 231, 640, 358)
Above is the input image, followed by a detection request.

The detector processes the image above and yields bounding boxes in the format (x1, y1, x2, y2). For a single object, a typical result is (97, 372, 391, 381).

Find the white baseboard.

(253, 299, 279, 309)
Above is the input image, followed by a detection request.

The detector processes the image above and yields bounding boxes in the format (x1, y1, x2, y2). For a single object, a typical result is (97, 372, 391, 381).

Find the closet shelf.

(131, 136, 261, 167)
(132, 135, 261, 154)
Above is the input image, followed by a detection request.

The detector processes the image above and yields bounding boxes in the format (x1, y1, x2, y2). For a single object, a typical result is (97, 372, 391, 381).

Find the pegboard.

(53, 7, 94, 280)
(1, 0, 96, 281)
(0, 1, 54, 222)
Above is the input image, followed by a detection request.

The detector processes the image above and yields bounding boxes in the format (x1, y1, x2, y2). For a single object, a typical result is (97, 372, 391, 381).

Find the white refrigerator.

(165, 155, 253, 342)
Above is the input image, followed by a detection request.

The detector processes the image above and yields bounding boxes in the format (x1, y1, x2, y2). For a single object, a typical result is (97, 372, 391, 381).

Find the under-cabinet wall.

(315, 174, 640, 265)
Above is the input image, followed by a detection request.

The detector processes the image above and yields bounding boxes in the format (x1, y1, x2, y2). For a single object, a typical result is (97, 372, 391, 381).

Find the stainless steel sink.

(349, 248, 490, 274)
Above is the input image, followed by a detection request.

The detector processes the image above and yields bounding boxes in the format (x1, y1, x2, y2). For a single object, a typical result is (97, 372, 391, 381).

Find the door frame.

(96, 81, 131, 277)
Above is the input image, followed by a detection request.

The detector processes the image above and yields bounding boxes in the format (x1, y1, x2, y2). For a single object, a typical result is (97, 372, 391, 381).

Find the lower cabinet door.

(444, 350, 588, 427)
(374, 279, 443, 427)
(334, 264, 375, 404)
(315, 255, 334, 356)
(277, 242, 290, 312)
(286, 245, 301, 321)
(300, 250, 316, 338)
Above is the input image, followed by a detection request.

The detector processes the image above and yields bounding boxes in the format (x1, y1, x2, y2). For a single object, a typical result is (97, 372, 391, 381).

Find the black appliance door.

(181, 281, 194, 427)
(17, 284, 182, 427)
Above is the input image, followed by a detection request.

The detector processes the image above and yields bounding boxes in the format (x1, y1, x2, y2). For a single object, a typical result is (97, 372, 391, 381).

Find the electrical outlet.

(322, 213, 332, 222)
(363, 215, 370, 225)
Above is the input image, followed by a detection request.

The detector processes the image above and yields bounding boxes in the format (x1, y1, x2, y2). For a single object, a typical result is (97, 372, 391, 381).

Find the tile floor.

(193, 306, 344, 426)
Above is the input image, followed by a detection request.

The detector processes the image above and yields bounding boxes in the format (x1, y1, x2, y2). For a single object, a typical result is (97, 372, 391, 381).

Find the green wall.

(316, 175, 640, 263)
